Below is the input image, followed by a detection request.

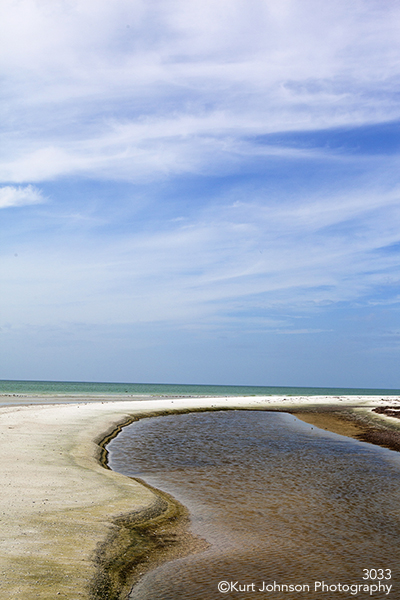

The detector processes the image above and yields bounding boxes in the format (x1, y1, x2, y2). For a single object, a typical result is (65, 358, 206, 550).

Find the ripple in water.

(107, 411, 400, 599)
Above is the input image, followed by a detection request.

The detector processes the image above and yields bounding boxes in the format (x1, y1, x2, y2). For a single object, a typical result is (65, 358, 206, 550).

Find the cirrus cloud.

(0, 185, 45, 208)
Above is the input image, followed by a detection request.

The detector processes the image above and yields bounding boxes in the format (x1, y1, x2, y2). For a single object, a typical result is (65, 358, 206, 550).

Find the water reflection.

(108, 410, 400, 599)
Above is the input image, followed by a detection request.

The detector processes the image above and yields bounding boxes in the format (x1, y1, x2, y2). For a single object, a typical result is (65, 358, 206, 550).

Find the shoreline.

(1, 395, 400, 599)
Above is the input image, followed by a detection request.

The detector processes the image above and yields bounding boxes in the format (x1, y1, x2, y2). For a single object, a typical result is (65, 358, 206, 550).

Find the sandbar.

(1, 394, 400, 599)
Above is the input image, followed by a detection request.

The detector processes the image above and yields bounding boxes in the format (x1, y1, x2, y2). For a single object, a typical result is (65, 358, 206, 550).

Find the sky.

(1, 0, 400, 388)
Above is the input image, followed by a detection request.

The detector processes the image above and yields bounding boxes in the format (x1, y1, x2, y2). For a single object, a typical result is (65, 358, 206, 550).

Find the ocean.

(1, 379, 400, 397)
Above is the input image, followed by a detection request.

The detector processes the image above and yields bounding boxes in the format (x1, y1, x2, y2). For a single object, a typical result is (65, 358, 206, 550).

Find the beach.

(1, 395, 400, 599)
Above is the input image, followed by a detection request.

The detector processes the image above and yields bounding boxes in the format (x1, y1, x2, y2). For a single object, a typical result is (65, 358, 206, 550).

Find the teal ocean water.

(1, 379, 400, 396)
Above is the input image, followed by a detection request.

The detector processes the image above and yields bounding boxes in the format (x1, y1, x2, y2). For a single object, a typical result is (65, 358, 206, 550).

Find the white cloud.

(0, 185, 45, 208)
(1, 0, 400, 183)
(0, 122, 344, 184)
(1, 1, 400, 334)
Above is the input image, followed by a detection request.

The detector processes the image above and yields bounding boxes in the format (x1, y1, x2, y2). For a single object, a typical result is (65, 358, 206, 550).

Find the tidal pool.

(107, 410, 400, 599)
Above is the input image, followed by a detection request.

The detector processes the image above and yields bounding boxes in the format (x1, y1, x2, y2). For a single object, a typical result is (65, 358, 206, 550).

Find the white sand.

(0, 395, 399, 599)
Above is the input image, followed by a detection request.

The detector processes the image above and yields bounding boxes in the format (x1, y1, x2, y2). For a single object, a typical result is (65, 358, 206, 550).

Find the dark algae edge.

(291, 405, 400, 452)
(90, 410, 209, 600)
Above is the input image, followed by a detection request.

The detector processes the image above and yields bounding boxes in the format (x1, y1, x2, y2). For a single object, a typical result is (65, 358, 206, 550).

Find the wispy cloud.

(1, 1, 400, 183)
(0, 185, 45, 208)
(2, 182, 400, 330)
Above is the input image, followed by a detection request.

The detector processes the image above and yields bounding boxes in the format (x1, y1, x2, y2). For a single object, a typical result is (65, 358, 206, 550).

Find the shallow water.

(107, 411, 400, 599)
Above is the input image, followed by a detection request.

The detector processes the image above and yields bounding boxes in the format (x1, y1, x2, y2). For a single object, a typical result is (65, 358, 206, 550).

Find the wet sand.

(0, 394, 400, 599)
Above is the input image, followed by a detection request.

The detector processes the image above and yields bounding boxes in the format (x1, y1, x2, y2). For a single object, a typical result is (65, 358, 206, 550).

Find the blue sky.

(1, 0, 400, 387)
